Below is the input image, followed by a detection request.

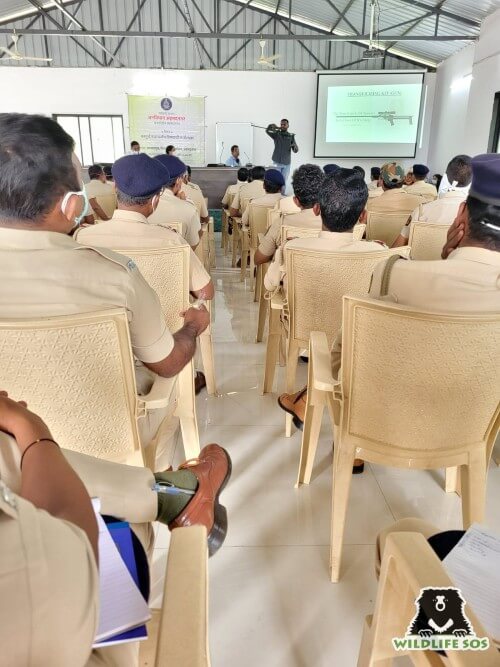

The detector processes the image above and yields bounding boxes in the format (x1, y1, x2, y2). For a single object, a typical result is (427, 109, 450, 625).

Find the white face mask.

(61, 189, 90, 227)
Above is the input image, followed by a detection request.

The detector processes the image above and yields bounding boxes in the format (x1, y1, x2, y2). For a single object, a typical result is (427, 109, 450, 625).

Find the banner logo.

(161, 97, 173, 111)
(392, 587, 489, 652)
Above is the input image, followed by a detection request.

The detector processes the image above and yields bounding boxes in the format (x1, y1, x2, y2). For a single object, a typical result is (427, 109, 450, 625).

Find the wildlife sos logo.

(160, 97, 173, 111)
(392, 587, 490, 652)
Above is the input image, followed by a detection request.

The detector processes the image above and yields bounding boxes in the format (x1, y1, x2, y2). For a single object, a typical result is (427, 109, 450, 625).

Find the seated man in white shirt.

(392, 154, 472, 248)
(221, 167, 249, 208)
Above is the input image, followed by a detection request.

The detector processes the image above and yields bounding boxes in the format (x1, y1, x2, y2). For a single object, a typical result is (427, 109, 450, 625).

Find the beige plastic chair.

(163, 220, 183, 236)
(366, 211, 411, 246)
(297, 296, 500, 582)
(240, 204, 271, 287)
(408, 221, 450, 260)
(152, 525, 211, 667)
(358, 531, 500, 666)
(0, 308, 167, 467)
(113, 245, 200, 459)
(221, 192, 235, 253)
(91, 191, 117, 221)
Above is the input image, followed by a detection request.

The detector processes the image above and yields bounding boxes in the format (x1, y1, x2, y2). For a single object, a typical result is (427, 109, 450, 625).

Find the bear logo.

(407, 587, 474, 638)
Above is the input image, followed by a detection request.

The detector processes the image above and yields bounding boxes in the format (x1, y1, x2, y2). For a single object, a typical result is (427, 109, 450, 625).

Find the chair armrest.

(310, 331, 336, 392)
(138, 375, 175, 411)
(155, 525, 210, 667)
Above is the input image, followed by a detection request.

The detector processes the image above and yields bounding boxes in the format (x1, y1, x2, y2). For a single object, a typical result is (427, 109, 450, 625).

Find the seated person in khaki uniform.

(255, 163, 325, 266)
(403, 163, 438, 203)
(366, 161, 423, 216)
(279, 153, 500, 472)
(147, 155, 201, 250)
(241, 168, 284, 227)
(0, 393, 231, 667)
(0, 113, 208, 472)
(229, 165, 266, 218)
(221, 167, 249, 207)
(85, 164, 117, 221)
(392, 154, 472, 248)
(265, 168, 386, 294)
(181, 166, 209, 224)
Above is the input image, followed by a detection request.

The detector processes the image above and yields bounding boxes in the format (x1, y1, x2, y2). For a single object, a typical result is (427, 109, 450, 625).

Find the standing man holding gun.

(265, 119, 299, 188)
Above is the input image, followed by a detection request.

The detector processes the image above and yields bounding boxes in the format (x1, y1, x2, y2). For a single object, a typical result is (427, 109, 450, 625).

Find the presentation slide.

(314, 72, 425, 158)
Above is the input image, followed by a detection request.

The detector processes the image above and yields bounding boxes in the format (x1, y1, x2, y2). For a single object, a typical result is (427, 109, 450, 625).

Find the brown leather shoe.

(168, 444, 232, 557)
(195, 371, 206, 395)
(278, 387, 308, 430)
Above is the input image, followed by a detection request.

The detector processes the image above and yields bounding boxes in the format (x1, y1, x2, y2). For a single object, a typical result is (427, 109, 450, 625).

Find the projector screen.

(314, 71, 425, 158)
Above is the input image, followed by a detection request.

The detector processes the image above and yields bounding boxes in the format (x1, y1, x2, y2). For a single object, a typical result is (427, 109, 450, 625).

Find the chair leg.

(198, 331, 217, 396)
(174, 362, 200, 460)
(285, 340, 300, 438)
(460, 450, 486, 528)
(445, 466, 460, 494)
(357, 615, 394, 667)
(262, 303, 280, 394)
(231, 225, 238, 267)
(209, 229, 216, 269)
(296, 387, 325, 486)
(330, 443, 356, 582)
(249, 252, 256, 292)
(256, 289, 268, 343)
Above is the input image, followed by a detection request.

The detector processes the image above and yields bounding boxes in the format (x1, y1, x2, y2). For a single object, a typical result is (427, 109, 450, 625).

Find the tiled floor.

(147, 236, 500, 666)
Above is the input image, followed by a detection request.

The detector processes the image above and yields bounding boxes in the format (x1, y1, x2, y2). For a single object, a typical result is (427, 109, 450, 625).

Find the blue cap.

(469, 153, 500, 206)
(112, 154, 170, 197)
(413, 164, 429, 177)
(323, 164, 340, 175)
(154, 154, 187, 180)
(264, 168, 285, 187)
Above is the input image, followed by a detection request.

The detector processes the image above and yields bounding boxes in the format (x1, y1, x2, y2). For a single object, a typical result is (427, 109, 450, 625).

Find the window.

(487, 93, 500, 153)
(54, 114, 125, 165)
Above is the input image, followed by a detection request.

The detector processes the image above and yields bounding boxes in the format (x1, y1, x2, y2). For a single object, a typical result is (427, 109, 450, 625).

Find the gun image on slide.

(335, 111, 413, 126)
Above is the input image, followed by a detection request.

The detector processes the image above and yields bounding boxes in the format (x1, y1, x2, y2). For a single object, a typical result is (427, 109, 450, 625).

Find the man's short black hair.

(130, 140, 139, 148)
(281, 118, 289, 123)
(264, 180, 282, 194)
(251, 166, 265, 181)
(166, 145, 175, 154)
(116, 188, 157, 207)
(231, 145, 239, 153)
(446, 155, 472, 187)
(88, 164, 104, 180)
(103, 165, 113, 181)
(371, 167, 381, 180)
(291, 164, 324, 208)
(0, 113, 79, 223)
(237, 167, 249, 182)
(186, 165, 192, 176)
(353, 165, 365, 179)
(466, 195, 500, 251)
(319, 168, 368, 232)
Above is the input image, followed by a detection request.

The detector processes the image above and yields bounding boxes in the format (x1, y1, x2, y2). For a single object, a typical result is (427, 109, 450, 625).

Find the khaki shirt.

(330, 247, 500, 377)
(265, 230, 386, 292)
(398, 190, 468, 240)
(258, 207, 320, 259)
(366, 188, 423, 215)
(148, 188, 201, 248)
(231, 180, 265, 213)
(404, 180, 438, 203)
(222, 182, 244, 207)
(0, 227, 174, 364)
(368, 181, 379, 191)
(75, 210, 210, 293)
(241, 192, 283, 226)
(181, 182, 208, 219)
(0, 455, 98, 667)
(85, 180, 117, 219)
(277, 195, 301, 214)
(367, 186, 384, 199)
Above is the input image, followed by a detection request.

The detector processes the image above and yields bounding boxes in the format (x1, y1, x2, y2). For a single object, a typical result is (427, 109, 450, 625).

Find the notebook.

(92, 507, 151, 647)
(443, 523, 500, 643)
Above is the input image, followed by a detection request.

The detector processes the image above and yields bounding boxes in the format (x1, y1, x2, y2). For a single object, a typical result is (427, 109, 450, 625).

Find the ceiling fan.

(257, 39, 280, 68)
(0, 32, 52, 62)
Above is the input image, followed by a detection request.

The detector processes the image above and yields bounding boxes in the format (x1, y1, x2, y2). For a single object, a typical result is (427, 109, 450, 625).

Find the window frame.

(487, 92, 500, 153)
(53, 113, 125, 165)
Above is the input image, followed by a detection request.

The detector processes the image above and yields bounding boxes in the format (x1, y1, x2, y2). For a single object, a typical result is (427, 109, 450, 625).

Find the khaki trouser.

(0, 435, 158, 667)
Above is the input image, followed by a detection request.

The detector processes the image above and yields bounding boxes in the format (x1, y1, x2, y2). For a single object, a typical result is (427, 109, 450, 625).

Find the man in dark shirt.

(266, 118, 299, 188)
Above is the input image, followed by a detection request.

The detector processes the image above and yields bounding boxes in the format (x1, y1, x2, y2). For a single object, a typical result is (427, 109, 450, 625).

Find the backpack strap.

(380, 254, 402, 297)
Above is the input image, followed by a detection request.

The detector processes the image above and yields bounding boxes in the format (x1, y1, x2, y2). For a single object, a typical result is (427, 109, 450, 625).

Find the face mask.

(61, 189, 90, 227)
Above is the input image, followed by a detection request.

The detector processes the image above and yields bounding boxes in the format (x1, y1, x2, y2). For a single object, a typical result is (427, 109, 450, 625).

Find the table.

(190, 167, 238, 209)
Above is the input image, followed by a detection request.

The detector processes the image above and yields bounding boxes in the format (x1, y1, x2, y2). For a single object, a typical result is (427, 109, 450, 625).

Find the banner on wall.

(127, 95, 205, 165)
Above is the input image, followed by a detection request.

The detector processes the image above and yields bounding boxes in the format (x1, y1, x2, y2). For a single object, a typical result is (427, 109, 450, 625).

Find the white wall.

(0, 66, 435, 177)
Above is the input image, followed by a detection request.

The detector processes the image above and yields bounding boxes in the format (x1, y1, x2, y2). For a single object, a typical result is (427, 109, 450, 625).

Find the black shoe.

(195, 371, 207, 395)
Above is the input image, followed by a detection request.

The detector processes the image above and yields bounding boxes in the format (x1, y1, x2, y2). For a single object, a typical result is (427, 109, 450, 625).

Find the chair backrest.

(0, 309, 143, 463)
(281, 223, 366, 246)
(240, 195, 252, 215)
(340, 296, 500, 457)
(408, 221, 450, 260)
(93, 192, 117, 220)
(248, 204, 274, 250)
(286, 246, 404, 348)
(113, 246, 190, 330)
(366, 211, 411, 246)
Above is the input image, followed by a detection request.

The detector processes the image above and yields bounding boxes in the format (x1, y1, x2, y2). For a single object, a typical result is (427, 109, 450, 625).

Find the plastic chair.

(241, 204, 271, 287)
(408, 221, 450, 260)
(153, 525, 211, 667)
(298, 297, 500, 582)
(277, 246, 409, 436)
(358, 531, 500, 666)
(113, 245, 201, 459)
(0, 308, 166, 467)
(366, 211, 411, 246)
